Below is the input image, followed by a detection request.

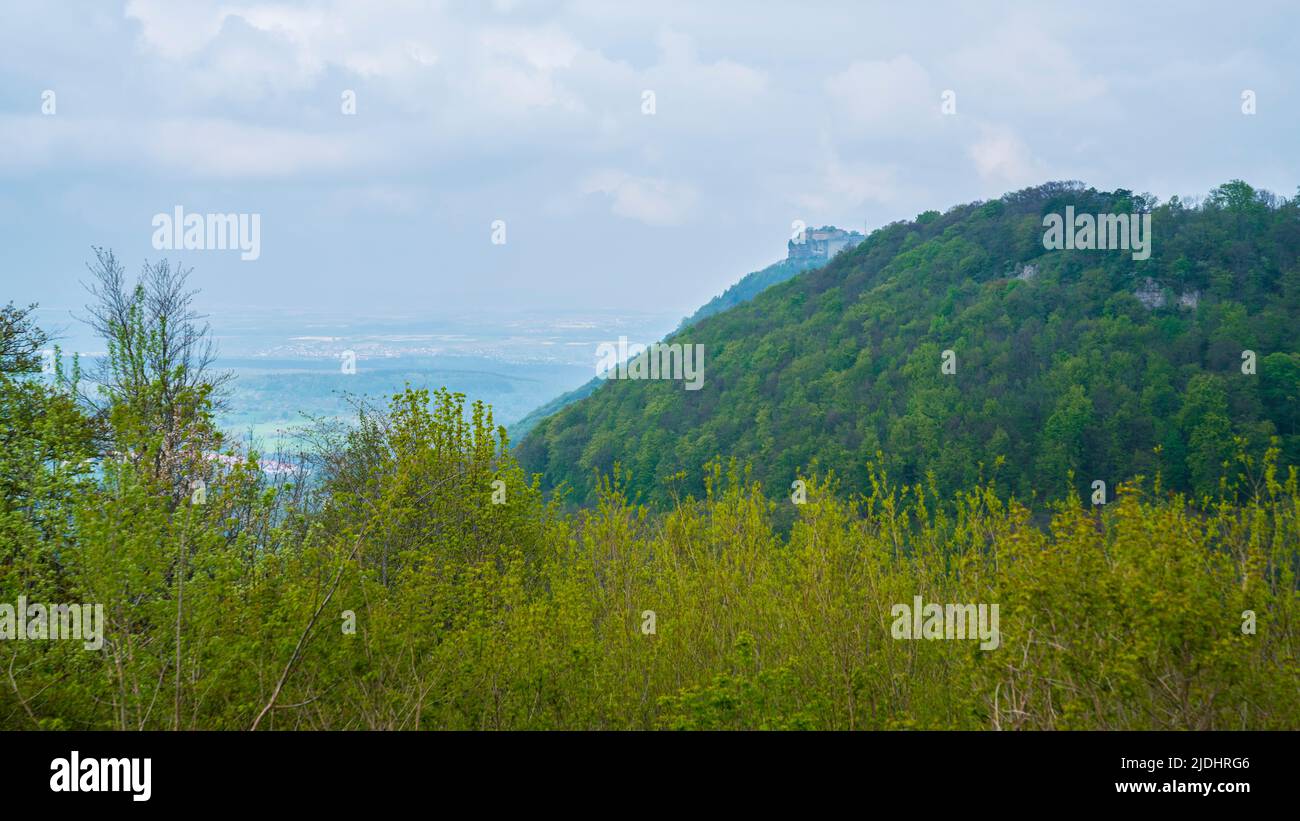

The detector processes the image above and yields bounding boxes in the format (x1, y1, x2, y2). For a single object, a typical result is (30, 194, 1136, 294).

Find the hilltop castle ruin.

(787, 225, 865, 262)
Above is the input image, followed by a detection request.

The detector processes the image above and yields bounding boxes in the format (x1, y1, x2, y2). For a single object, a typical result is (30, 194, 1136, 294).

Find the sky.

(1, 0, 1298, 320)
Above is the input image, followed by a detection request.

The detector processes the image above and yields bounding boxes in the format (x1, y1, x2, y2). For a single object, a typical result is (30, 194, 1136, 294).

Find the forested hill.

(517, 181, 1300, 506)
(509, 254, 829, 442)
(676, 255, 827, 330)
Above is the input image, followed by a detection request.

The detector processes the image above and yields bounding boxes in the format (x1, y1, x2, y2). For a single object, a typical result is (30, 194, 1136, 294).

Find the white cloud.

(124, 0, 232, 60)
(643, 29, 768, 114)
(5, 0, 1299, 315)
(968, 125, 1043, 187)
(320, 183, 426, 216)
(947, 15, 1107, 111)
(580, 170, 698, 226)
(0, 114, 361, 179)
(792, 144, 898, 216)
(481, 26, 581, 72)
(825, 55, 935, 135)
(145, 119, 360, 177)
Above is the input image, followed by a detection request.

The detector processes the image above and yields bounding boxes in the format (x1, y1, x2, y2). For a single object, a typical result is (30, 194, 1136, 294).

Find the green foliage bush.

(3, 380, 1296, 730)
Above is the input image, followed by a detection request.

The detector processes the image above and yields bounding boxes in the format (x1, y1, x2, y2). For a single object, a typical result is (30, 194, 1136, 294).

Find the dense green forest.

(676, 254, 828, 331)
(2, 185, 1299, 730)
(519, 181, 1300, 508)
(509, 253, 829, 440)
(509, 376, 601, 441)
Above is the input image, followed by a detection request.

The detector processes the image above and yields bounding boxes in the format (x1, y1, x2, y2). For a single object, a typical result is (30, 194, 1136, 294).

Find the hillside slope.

(509, 252, 831, 441)
(518, 181, 1300, 506)
(677, 255, 828, 331)
(509, 376, 602, 441)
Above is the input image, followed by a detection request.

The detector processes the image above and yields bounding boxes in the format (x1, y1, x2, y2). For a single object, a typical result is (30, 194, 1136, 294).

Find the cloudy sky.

(2, 0, 1297, 319)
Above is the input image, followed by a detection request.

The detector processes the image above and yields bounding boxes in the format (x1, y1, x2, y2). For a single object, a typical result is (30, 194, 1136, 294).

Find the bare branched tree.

(79, 247, 232, 493)
(79, 247, 231, 414)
